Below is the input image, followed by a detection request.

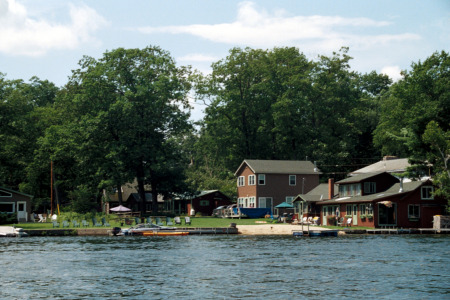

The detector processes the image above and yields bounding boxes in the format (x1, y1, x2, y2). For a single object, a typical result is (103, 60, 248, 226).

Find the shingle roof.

(235, 159, 320, 175)
(317, 180, 426, 205)
(294, 183, 339, 202)
(350, 158, 410, 175)
(336, 172, 390, 184)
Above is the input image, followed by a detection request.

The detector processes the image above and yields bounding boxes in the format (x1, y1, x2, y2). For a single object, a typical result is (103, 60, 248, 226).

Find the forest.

(0, 46, 448, 214)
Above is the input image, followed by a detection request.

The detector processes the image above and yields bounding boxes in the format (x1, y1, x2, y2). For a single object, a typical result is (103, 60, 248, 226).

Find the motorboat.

(0, 226, 28, 237)
(119, 223, 176, 236)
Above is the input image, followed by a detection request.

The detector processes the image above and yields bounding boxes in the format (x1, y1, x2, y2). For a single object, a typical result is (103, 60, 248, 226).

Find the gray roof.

(294, 183, 339, 202)
(0, 186, 33, 198)
(350, 158, 410, 175)
(317, 180, 426, 205)
(235, 159, 320, 175)
(336, 172, 395, 184)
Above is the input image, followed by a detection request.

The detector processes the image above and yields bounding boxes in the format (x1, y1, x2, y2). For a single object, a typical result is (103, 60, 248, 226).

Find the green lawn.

(5, 217, 374, 230)
(6, 217, 280, 229)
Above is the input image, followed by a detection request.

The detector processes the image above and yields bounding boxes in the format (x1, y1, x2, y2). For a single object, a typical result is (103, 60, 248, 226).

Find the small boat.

(143, 231, 189, 236)
(0, 226, 28, 237)
(309, 230, 338, 237)
(119, 223, 177, 236)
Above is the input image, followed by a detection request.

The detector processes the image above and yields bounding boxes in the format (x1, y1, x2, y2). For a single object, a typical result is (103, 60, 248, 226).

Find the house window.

(289, 175, 296, 186)
(249, 197, 256, 208)
(200, 200, 210, 206)
(367, 204, 373, 216)
(408, 204, 420, 218)
(0, 190, 12, 197)
(0, 203, 14, 213)
(248, 175, 256, 185)
(258, 174, 266, 185)
(346, 204, 352, 216)
(421, 186, 434, 200)
(259, 197, 273, 209)
(360, 204, 366, 216)
(364, 182, 376, 194)
(238, 198, 244, 207)
(237, 176, 245, 187)
(286, 196, 294, 205)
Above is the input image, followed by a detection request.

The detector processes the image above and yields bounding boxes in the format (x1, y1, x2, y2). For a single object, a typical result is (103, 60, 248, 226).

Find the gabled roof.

(0, 186, 33, 198)
(293, 183, 339, 202)
(336, 172, 397, 184)
(350, 158, 410, 175)
(235, 159, 320, 176)
(317, 180, 427, 205)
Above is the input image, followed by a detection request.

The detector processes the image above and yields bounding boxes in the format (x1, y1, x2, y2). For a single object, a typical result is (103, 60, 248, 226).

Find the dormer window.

(364, 182, 376, 194)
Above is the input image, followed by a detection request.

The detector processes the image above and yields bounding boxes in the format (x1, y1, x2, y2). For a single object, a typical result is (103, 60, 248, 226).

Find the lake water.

(0, 234, 449, 299)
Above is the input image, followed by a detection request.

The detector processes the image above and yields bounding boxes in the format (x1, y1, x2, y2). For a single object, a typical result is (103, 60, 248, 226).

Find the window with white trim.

(421, 186, 434, 200)
(237, 176, 245, 187)
(289, 175, 296, 186)
(248, 175, 256, 185)
(408, 204, 420, 218)
(286, 196, 294, 205)
(360, 204, 366, 216)
(258, 174, 266, 185)
(0, 203, 14, 213)
(249, 197, 256, 208)
(238, 198, 244, 207)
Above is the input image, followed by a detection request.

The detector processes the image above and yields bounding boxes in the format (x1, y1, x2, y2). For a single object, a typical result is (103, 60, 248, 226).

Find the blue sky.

(1, 0, 449, 119)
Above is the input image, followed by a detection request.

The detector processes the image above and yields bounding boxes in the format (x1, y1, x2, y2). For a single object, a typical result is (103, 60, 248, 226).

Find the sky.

(1, 0, 449, 120)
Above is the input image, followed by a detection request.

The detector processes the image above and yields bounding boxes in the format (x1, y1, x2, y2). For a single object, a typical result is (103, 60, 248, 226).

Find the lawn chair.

(184, 216, 191, 225)
(174, 216, 181, 225)
(346, 218, 352, 227)
(92, 218, 102, 227)
(82, 220, 89, 227)
(146, 217, 153, 224)
(156, 217, 164, 226)
(62, 220, 70, 228)
(38, 214, 46, 223)
(337, 217, 344, 226)
(134, 217, 141, 225)
(72, 220, 80, 227)
(312, 217, 319, 225)
(52, 221, 60, 228)
(30, 214, 36, 223)
(101, 217, 111, 227)
(166, 217, 174, 226)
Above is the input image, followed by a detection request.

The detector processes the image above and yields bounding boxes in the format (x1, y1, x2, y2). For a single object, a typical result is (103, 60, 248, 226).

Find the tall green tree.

(57, 46, 192, 215)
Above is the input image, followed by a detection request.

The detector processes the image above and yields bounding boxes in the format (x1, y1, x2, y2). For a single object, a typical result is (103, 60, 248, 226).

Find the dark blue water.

(0, 235, 449, 299)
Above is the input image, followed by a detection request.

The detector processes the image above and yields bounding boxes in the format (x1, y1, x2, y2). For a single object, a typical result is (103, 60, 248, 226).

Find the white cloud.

(0, 0, 108, 56)
(381, 65, 403, 82)
(137, 1, 419, 52)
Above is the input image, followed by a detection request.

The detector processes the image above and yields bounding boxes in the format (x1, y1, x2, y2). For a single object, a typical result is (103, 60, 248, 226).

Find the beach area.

(236, 224, 328, 235)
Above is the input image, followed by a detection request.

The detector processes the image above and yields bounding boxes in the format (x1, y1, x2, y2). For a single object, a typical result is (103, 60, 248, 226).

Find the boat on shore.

(143, 231, 189, 236)
(0, 226, 28, 237)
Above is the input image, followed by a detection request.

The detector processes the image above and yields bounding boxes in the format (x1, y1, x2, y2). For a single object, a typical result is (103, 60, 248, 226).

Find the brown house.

(0, 186, 32, 222)
(235, 160, 320, 211)
(317, 172, 446, 228)
(178, 190, 232, 216)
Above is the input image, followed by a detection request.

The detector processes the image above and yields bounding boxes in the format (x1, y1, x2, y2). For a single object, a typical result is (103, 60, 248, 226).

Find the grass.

(6, 217, 284, 230)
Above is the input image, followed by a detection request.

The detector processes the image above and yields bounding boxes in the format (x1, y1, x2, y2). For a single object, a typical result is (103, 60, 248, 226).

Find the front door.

(352, 204, 358, 226)
(17, 202, 27, 222)
(322, 206, 327, 226)
(378, 203, 397, 226)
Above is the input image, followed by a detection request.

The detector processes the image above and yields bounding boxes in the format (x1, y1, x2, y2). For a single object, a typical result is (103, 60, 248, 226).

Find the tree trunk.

(117, 183, 123, 206)
(136, 162, 146, 217)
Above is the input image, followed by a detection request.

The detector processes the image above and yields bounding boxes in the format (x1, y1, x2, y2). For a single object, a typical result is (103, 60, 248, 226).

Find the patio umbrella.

(110, 205, 131, 212)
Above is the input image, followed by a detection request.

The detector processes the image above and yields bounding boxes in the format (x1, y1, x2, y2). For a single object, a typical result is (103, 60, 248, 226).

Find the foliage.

(0, 213, 17, 225)
(374, 51, 449, 207)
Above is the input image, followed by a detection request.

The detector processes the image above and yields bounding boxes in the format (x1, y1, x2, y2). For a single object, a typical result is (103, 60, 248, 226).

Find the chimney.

(328, 178, 334, 199)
